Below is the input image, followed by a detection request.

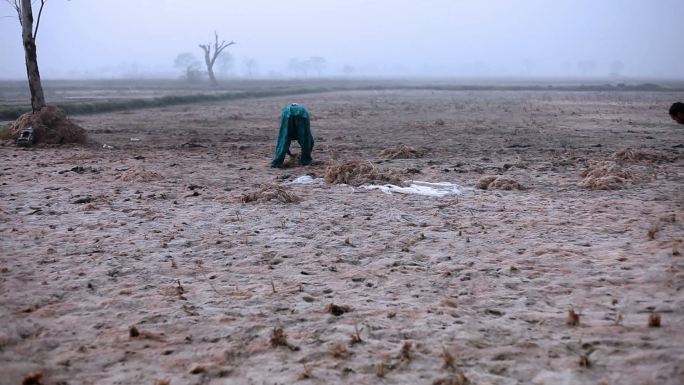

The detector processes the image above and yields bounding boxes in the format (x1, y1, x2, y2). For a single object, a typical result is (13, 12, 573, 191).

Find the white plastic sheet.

(363, 181, 467, 197)
(288, 175, 324, 185)
(287, 176, 468, 197)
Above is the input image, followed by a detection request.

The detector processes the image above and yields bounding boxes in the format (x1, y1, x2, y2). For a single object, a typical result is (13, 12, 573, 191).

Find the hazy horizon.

(1, 0, 682, 80)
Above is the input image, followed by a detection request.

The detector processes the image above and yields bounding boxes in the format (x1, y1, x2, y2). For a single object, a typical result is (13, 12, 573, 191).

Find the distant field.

(1, 78, 683, 120)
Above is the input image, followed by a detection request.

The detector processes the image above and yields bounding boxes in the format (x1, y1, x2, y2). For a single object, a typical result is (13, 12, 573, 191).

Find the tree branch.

(33, 0, 46, 39)
(5, 0, 21, 26)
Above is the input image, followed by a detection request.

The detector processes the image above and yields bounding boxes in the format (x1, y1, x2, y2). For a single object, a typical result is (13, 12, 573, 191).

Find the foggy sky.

(0, 0, 682, 79)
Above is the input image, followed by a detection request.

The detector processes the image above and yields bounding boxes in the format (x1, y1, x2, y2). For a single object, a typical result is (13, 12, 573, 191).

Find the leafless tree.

(6, 0, 47, 111)
(198, 31, 235, 86)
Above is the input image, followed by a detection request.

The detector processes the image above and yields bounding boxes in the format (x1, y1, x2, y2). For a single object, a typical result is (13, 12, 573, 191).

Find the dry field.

(1, 88, 683, 385)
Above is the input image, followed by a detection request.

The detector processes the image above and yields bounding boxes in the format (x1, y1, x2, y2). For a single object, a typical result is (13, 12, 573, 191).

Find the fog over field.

(0, 0, 682, 79)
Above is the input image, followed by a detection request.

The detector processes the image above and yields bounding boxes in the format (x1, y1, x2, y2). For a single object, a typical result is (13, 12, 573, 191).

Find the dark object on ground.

(271, 104, 314, 168)
(16, 127, 35, 147)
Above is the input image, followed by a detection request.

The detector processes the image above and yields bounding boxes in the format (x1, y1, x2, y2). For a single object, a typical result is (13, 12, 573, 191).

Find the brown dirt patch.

(4, 106, 86, 145)
(324, 160, 406, 186)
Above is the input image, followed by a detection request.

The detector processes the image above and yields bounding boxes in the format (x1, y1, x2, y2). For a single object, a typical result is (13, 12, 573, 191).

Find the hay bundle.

(380, 144, 425, 160)
(240, 185, 301, 203)
(579, 161, 632, 190)
(475, 176, 523, 190)
(611, 148, 665, 164)
(116, 168, 164, 182)
(324, 160, 406, 186)
(4, 106, 86, 145)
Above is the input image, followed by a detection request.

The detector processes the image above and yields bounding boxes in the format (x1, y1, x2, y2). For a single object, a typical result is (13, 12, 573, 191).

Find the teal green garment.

(271, 104, 314, 168)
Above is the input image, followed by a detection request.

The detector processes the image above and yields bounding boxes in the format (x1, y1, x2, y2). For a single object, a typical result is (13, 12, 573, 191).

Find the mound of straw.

(579, 161, 632, 190)
(240, 185, 301, 203)
(380, 144, 425, 160)
(611, 148, 665, 164)
(324, 160, 406, 186)
(475, 176, 523, 190)
(3, 106, 86, 145)
(116, 168, 164, 182)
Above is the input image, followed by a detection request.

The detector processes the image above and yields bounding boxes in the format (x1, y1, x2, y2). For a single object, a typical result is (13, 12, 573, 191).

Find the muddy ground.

(1, 89, 683, 385)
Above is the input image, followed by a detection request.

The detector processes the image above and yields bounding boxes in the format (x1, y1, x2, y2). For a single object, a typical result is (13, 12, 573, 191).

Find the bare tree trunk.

(20, 0, 46, 112)
(202, 49, 217, 87)
(199, 32, 235, 87)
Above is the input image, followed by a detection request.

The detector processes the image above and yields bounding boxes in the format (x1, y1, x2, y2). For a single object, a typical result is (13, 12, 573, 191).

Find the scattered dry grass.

(579, 161, 633, 190)
(442, 347, 455, 370)
(647, 222, 660, 240)
(611, 148, 666, 164)
(380, 144, 426, 159)
(270, 327, 300, 351)
(433, 373, 469, 385)
(115, 168, 163, 182)
(330, 343, 352, 359)
(298, 363, 313, 380)
(475, 176, 523, 190)
(240, 185, 301, 204)
(324, 160, 406, 186)
(399, 340, 413, 362)
(579, 355, 591, 368)
(376, 361, 385, 378)
(349, 324, 363, 345)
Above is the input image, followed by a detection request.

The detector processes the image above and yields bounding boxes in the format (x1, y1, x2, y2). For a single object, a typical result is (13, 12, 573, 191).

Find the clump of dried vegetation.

(116, 167, 164, 182)
(380, 144, 426, 159)
(3, 105, 87, 145)
(270, 327, 300, 351)
(240, 185, 301, 203)
(579, 161, 634, 190)
(324, 160, 406, 186)
(611, 148, 667, 164)
(432, 372, 469, 385)
(475, 175, 523, 190)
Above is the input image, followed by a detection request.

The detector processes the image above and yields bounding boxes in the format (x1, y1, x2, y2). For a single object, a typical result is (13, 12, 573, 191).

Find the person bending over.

(271, 103, 314, 168)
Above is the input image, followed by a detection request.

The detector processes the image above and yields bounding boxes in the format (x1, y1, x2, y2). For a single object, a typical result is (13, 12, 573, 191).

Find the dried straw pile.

(611, 148, 666, 164)
(324, 160, 406, 186)
(4, 106, 86, 145)
(475, 176, 523, 190)
(116, 168, 164, 182)
(240, 185, 301, 204)
(380, 144, 425, 160)
(579, 161, 633, 190)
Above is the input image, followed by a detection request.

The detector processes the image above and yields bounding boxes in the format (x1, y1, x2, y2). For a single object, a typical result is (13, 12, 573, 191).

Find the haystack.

(3, 106, 86, 145)
(240, 185, 301, 203)
(324, 160, 406, 186)
(579, 161, 632, 190)
(380, 144, 425, 160)
(475, 175, 523, 190)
